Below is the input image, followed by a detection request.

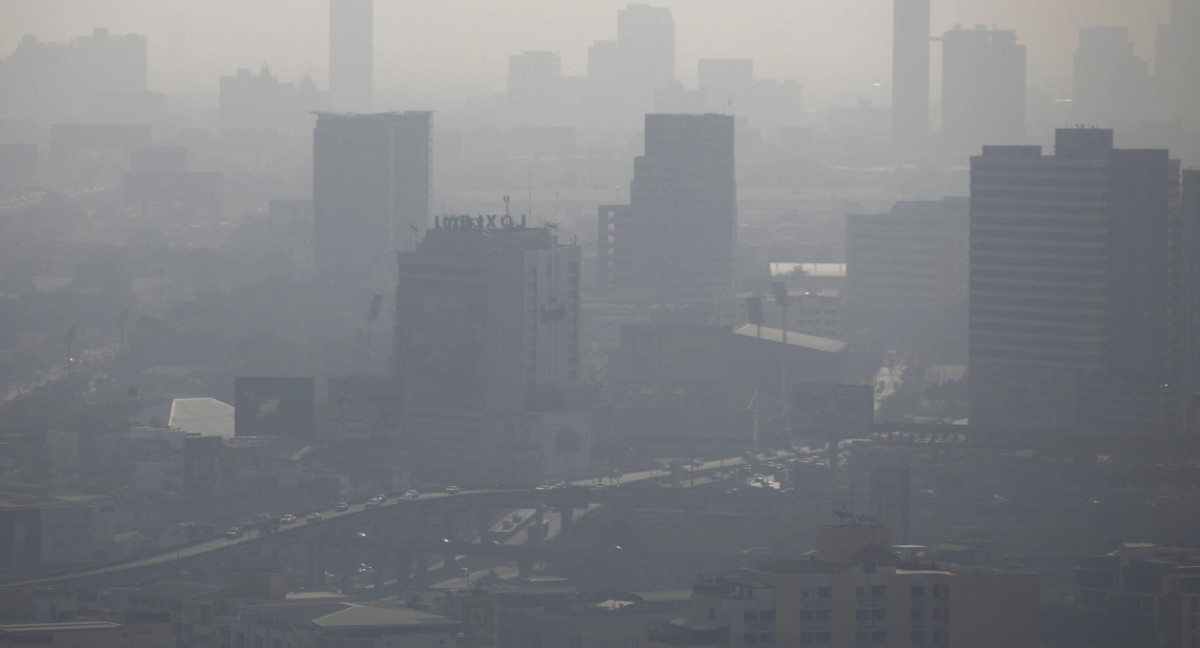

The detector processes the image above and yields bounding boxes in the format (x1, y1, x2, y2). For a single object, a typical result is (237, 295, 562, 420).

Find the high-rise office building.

(312, 111, 431, 287)
(847, 197, 969, 363)
(1184, 170, 1200, 432)
(597, 113, 737, 302)
(329, 0, 373, 112)
(1072, 27, 1149, 126)
(941, 26, 1026, 154)
(1155, 0, 1200, 129)
(892, 0, 930, 151)
(968, 129, 1183, 432)
(392, 224, 587, 484)
(587, 3, 675, 124)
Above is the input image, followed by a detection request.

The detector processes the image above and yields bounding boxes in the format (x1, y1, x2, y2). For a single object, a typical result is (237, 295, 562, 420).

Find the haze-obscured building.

(1076, 543, 1200, 648)
(1072, 27, 1149, 127)
(1155, 0, 1200, 131)
(219, 66, 329, 135)
(587, 3, 675, 124)
(597, 113, 736, 306)
(941, 26, 1026, 155)
(648, 523, 1039, 647)
(847, 197, 968, 363)
(892, 0, 930, 152)
(968, 128, 1184, 432)
(312, 111, 431, 289)
(329, 0, 373, 112)
(393, 223, 588, 485)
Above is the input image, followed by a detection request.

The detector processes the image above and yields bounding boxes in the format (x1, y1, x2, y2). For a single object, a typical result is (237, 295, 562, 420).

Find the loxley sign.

(435, 213, 528, 231)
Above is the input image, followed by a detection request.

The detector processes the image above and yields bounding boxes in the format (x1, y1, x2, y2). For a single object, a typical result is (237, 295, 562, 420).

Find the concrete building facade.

(968, 128, 1184, 432)
(312, 111, 431, 289)
(598, 113, 737, 304)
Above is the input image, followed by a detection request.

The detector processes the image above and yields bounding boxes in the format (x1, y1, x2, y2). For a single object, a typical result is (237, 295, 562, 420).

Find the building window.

(871, 585, 887, 599)
(745, 610, 759, 623)
(872, 631, 886, 643)
(912, 630, 925, 643)
(856, 609, 871, 621)
(856, 586, 865, 599)
(760, 610, 776, 623)
(871, 609, 887, 621)
(801, 610, 814, 622)
(817, 587, 832, 599)
(911, 585, 925, 599)
(816, 610, 831, 621)
(801, 632, 814, 645)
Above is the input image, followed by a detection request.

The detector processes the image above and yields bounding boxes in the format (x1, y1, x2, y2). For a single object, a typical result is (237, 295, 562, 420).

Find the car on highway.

(334, 502, 350, 512)
(402, 489, 419, 500)
(279, 514, 296, 525)
(445, 485, 460, 495)
(306, 512, 323, 522)
(366, 495, 383, 508)
(225, 526, 243, 540)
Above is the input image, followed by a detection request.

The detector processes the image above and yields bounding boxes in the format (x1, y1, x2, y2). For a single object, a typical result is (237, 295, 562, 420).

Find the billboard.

(327, 376, 402, 439)
(792, 382, 874, 438)
(235, 377, 315, 437)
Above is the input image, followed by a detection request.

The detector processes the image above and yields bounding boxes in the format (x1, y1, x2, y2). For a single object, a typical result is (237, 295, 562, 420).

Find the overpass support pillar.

(528, 507, 545, 546)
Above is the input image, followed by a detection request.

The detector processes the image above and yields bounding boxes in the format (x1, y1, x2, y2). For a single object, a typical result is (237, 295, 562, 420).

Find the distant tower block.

(892, 0, 930, 150)
(330, 0, 373, 112)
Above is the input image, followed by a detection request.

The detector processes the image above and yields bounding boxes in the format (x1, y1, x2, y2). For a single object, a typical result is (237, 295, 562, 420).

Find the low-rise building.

(648, 523, 1039, 647)
(1075, 543, 1200, 648)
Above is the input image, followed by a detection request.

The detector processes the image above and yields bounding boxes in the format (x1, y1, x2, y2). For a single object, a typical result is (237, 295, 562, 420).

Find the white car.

(306, 512, 323, 523)
(279, 514, 297, 524)
(225, 527, 243, 539)
(444, 485, 460, 495)
(334, 502, 350, 512)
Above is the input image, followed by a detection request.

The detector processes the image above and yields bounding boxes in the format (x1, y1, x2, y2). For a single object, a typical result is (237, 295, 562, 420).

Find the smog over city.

(0, 1, 1195, 646)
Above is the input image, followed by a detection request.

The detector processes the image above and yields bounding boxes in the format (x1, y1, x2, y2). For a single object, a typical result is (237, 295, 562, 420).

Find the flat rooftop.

(733, 324, 847, 354)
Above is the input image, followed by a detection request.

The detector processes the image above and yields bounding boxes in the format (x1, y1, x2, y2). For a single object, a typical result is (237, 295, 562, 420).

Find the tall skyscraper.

(968, 129, 1183, 432)
(1072, 27, 1149, 126)
(329, 0, 373, 112)
(892, 0, 930, 151)
(597, 113, 736, 302)
(586, 3, 675, 125)
(1155, 0, 1200, 129)
(312, 112, 431, 288)
(392, 224, 587, 484)
(941, 26, 1026, 154)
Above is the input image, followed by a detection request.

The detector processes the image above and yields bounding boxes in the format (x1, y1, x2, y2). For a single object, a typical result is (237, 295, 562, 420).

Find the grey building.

(892, 0, 930, 151)
(312, 111, 431, 288)
(393, 224, 588, 484)
(1072, 27, 1149, 127)
(941, 26, 1026, 155)
(968, 128, 1184, 432)
(1155, 0, 1200, 130)
(329, 0, 373, 112)
(597, 113, 737, 303)
(846, 197, 969, 363)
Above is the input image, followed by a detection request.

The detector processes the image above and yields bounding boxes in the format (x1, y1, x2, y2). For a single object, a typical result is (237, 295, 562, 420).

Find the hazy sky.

(1, 0, 1172, 103)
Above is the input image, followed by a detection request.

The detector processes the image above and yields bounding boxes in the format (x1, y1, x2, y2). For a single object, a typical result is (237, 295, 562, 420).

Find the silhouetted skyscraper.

(329, 0, 373, 112)
(597, 113, 736, 301)
(942, 26, 1025, 154)
(312, 112, 431, 287)
(969, 129, 1183, 432)
(1072, 27, 1149, 126)
(892, 0, 930, 151)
